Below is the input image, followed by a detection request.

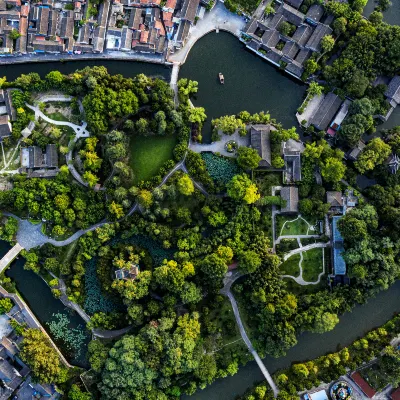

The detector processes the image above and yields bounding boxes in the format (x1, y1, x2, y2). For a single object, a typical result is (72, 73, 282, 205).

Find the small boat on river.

(219, 73, 225, 84)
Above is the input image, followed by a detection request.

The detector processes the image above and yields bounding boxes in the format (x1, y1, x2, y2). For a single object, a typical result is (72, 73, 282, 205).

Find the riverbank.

(0, 51, 165, 66)
(186, 279, 400, 400)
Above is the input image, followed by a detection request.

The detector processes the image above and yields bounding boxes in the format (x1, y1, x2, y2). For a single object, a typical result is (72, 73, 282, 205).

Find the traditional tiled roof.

(305, 23, 332, 52)
(156, 35, 165, 53)
(59, 11, 74, 39)
(347, 140, 365, 161)
(285, 0, 302, 9)
(0, 114, 11, 138)
(32, 39, 65, 52)
(93, 26, 106, 52)
(282, 40, 299, 59)
(327, 191, 343, 207)
(282, 3, 304, 25)
(176, 19, 191, 43)
(37, 7, 50, 35)
(77, 23, 91, 43)
(385, 75, 400, 105)
(129, 7, 143, 30)
(306, 4, 324, 22)
(280, 186, 299, 213)
(294, 48, 311, 65)
(18, 16, 28, 53)
(120, 26, 132, 50)
(46, 144, 58, 168)
(165, 0, 177, 9)
(285, 61, 303, 77)
(180, 0, 200, 23)
(250, 124, 271, 167)
(291, 24, 312, 46)
(309, 92, 342, 131)
(261, 29, 280, 47)
(140, 29, 149, 43)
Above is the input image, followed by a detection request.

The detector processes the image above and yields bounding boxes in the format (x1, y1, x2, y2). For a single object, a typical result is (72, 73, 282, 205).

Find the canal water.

(0, 15, 398, 395)
(364, 0, 400, 25)
(0, 241, 90, 368)
(180, 32, 306, 142)
(187, 280, 400, 400)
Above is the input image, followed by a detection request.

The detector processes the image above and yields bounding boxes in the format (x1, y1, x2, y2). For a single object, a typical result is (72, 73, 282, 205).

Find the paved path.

(220, 271, 279, 398)
(283, 241, 329, 261)
(168, 1, 246, 65)
(190, 129, 250, 156)
(93, 325, 133, 339)
(281, 241, 327, 285)
(26, 99, 91, 186)
(0, 243, 23, 273)
(170, 62, 180, 108)
(275, 234, 320, 244)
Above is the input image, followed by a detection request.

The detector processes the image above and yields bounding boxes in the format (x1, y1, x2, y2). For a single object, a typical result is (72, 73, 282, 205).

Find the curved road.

(220, 271, 279, 398)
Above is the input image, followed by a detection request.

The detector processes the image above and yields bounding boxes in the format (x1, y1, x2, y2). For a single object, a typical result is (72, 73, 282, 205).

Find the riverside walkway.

(168, 1, 246, 65)
(220, 271, 279, 398)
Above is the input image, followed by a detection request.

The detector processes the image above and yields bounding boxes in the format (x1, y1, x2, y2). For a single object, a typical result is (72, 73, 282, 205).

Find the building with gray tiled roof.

(379, 76, 400, 121)
(308, 92, 343, 131)
(250, 124, 272, 167)
(243, 0, 333, 79)
(280, 186, 299, 213)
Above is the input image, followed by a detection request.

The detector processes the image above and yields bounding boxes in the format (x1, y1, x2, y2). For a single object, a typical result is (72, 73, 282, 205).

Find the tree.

(376, 0, 391, 11)
(354, 138, 391, 173)
(83, 171, 99, 187)
(227, 174, 260, 204)
(200, 253, 228, 280)
(321, 157, 346, 183)
(279, 21, 294, 36)
(304, 59, 319, 75)
(9, 29, 21, 40)
(177, 174, 195, 196)
(68, 384, 92, 400)
(312, 312, 339, 333)
(0, 298, 12, 314)
(238, 250, 262, 273)
(307, 82, 323, 97)
(236, 146, 261, 170)
(320, 35, 335, 52)
(137, 189, 153, 208)
(20, 329, 65, 384)
(332, 17, 347, 35)
(155, 111, 167, 135)
(108, 201, 124, 219)
(46, 71, 64, 86)
(188, 107, 207, 126)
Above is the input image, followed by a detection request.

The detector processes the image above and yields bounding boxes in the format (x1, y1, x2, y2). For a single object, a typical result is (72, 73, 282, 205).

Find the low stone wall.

(0, 285, 73, 368)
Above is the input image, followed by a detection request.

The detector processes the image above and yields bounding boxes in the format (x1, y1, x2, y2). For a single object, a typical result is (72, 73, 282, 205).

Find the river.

(180, 32, 306, 142)
(364, 0, 400, 25)
(0, 16, 399, 398)
(0, 241, 90, 368)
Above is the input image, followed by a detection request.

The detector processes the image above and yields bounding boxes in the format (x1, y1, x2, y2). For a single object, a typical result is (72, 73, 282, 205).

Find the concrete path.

(190, 129, 250, 156)
(26, 103, 90, 138)
(220, 271, 279, 398)
(170, 62, 180, 108)
(275, 234, 320, 244)
(26, 100, 91, 187)
(283, 241, 329, 261)
(35, 94, 73, 104)
(281, 242, 326, 285)
(168, 1, 246, 65)
(0, 243, 23, 273)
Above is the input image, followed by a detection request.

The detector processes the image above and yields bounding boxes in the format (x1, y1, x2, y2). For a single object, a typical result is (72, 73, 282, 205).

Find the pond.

(0, 241, 90, 368)
(364, 0, 400, 25)
(180, 32, 307, 143)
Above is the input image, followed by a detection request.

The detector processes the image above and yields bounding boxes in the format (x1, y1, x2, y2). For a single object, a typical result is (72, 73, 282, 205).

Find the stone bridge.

(0, 243, 23, 273)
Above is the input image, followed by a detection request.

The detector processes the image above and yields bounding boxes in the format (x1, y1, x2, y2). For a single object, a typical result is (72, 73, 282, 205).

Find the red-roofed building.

(165, 0, 176, 9)
(155, 20, 165, 36)
(140, 30, 149, 43)
(390, 387, 400, 400)
(350, 372, 376, 398)
(20, 4, 29, 17)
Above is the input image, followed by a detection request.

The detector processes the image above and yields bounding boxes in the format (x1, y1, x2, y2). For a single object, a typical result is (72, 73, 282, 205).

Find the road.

(220, 271, 279, 398)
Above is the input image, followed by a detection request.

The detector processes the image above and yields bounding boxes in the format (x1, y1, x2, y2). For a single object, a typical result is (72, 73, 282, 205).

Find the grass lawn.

(208, 297, 241, 344)
(302, 248, 324, 282)
(279, 254, 300, 276)
(44, 111, 69, 122)
(276, 215, 309, 237)
(254, 171, 282, 196)
(283, 276, 327, 295)
(360, 364, 389, 391)
(130, 135, 176, 183)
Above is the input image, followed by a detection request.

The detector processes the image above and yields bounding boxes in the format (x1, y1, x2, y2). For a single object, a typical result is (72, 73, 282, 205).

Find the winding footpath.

(220, 271, 279, 398)
(26, 100, 90, 187)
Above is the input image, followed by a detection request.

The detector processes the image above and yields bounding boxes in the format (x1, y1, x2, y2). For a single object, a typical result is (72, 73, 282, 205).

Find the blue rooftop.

(332, 216, 346, 275)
